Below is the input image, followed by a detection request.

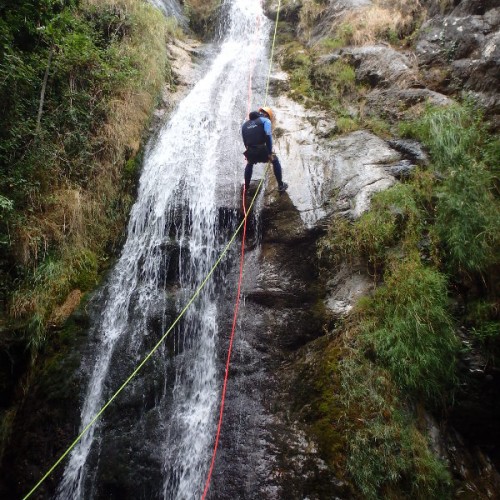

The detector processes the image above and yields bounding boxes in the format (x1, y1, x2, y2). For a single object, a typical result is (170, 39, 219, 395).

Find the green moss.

(293, 339, 345, 470)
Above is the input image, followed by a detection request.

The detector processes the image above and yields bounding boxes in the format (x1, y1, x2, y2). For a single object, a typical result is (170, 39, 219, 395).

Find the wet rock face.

(0, 312, 89, 499)
(273, 95, 412, 223)
(215, 187, 347, 498)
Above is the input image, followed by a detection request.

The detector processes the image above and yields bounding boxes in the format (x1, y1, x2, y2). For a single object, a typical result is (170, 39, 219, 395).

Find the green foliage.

(360, 259, 458, 401)
(317, 37, 345, 52)
(336, 116, 360, 134)
(280, 38, 359, 113)
(401, 103, 500, 273)
(399, 103, 484, 174)
(362, 116, 391, 137)
(1, 4, 128, 212)
(10, 247, 98, 352)
(183, 0, 221, 39)
(348, 411, 452, 499)
(312, 59, 356, 101)
(0, 0, 171, 351)
(435, 161, 499, 272)
(466, 299, 500, 363)
(341, 355, 452, 499)
(319, 183, 422, 270)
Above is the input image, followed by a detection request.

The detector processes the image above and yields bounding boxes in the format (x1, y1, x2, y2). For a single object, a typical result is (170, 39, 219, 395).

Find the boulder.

(365, 88, 454, 121)
(452, 0, 500, 16)
(336, 45, 418, 88)
(416, 13, 497, 66)
(415, 8, 499, 123)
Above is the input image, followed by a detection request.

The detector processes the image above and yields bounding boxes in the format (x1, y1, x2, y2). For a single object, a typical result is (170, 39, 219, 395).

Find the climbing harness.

(22, 1, 282, 499)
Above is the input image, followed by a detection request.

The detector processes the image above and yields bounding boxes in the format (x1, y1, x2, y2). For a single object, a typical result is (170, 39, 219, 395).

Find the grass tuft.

(360, 258, 458, 401)
(341, 352, 452, 499)
(401, 103, 500, 273)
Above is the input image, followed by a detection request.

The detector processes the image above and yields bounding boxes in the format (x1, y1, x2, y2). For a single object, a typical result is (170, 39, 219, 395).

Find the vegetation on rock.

(183, 0, 222, 39)
(276, 0, 499, 497)
(0, 0, 176, 467)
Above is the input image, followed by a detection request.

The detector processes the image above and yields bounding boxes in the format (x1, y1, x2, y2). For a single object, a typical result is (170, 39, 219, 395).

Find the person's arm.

(263, 118, 273, 155)
(241, 124, 248, 148)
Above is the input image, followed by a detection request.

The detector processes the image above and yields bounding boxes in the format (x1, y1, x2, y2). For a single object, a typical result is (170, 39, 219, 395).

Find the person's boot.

(278, 182, 288, 192)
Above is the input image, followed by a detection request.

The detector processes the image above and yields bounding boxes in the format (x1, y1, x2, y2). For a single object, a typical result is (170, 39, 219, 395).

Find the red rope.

(201, 11, 262, 500)
(201, 189, 248, 500)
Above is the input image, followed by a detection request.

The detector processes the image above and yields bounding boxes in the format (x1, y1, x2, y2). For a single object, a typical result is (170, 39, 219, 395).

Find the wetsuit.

(241, 112, 284, 191)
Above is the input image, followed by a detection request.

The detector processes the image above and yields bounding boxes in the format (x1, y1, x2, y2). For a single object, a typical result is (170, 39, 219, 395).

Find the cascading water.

(148, 0, 187, 26)
(56, 1, 270, 498)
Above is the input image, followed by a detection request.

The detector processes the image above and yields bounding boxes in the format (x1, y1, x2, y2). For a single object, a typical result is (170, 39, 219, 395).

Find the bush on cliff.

(0, 0, 173, 352)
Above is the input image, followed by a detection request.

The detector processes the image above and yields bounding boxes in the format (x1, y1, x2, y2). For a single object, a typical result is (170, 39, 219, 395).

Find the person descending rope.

(241, 106, 288, 193)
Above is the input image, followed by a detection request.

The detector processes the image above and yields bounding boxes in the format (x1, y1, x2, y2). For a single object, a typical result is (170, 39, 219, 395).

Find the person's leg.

(244, 163, 254, 190)
(272, 155, 287, 191)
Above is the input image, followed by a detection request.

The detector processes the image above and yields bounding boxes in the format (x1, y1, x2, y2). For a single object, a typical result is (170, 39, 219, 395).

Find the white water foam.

(57, 1, 270, 498)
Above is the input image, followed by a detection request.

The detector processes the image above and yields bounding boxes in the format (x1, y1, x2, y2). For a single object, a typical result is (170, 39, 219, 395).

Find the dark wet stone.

(0, 314, 88, 499)
(388, 139, 429, 164)
(384, 160, 417, 179)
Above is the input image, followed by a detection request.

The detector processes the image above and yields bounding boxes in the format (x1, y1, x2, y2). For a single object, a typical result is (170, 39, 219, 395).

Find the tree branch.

(36, 47, 53, 133)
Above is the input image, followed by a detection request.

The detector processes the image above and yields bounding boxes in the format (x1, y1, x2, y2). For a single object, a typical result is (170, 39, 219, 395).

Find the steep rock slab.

(273, 94, 403, 223)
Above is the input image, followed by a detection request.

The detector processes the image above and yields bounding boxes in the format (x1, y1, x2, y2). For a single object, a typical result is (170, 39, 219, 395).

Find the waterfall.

(148, 0, 187, 25)
(56, 0, 270, 498)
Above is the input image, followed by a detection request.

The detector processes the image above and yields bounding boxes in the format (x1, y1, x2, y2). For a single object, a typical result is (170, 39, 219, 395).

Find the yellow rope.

(22, 180, 265, 500)
(22, 1, 282, 497)
(264, 0, 281, 106)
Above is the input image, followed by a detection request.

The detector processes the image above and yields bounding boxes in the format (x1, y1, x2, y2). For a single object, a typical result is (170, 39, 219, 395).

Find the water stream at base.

(56, 1, 270, 498)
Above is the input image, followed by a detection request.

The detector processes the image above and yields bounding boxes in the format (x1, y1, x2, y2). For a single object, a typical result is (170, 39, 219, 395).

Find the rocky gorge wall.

(255, 0, 500, 497)
(1, 0, 498, 498)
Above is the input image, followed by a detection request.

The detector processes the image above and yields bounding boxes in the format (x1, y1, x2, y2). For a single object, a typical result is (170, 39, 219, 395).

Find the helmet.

(258, 106, 274, 123)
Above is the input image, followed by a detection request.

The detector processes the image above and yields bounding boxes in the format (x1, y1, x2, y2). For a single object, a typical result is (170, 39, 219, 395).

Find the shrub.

(360, 259, 458, 401)
(1, 0, 171, 351)
(341, 355, 452, 499)
(399, 104, 484, 174)
(348, 410, 452, 499)
(436, 161, 499, 272)
(401, 103, 500, 274)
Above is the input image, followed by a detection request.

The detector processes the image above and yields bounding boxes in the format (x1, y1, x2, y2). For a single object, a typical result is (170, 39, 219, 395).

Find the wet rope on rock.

(201, 1, 281, 498)
(23, 1, 282, 498)
(21, 184, 264, 500)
